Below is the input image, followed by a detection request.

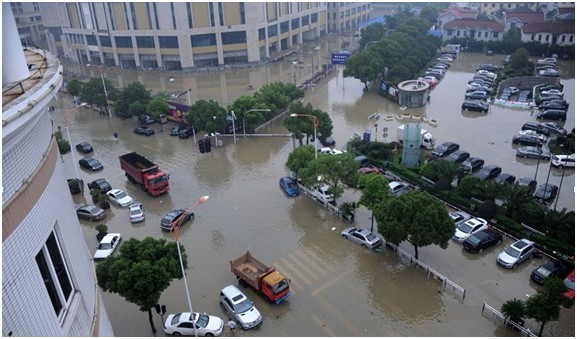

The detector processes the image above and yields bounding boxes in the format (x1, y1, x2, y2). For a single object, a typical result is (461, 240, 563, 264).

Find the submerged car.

(473, 165, 502, 181)
(76, 204, 106, 221)
(461, 100, 489, 112)
(94, 233, 121, 260)
(512, 134, 543, 147)
(463, 229, 502, 253)
(133, 126, 155, 136)
(341, 227, 383, 249)
(517, 177, 537, 196)
(75, 141, 94, 153)
(219, 285, 262, 330)
(79, 157, 103, 171)
(432, 142, 459, 158)
(461, 157, 484, 174)
(161, 209, 194, 231)
(106, 189, 134, 207)
(530, 260, 570, 285)
(128, 203, 145, 223)
(279, 176, 299, 197)
(164, 312, 224, 337)
(534, 183, 559, 204)
(516, 146, 551, 160)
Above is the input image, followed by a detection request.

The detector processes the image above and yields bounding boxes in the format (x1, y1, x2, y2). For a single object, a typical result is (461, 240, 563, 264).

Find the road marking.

(311, 268, 354, 296)
(288, 253, 320, 282)
(312, 314, 337, 336)
(315, 291, 361, 335)
(273, 261, 304, 290)
(295, 249, 327, 276)
(280, 257, 312, 285)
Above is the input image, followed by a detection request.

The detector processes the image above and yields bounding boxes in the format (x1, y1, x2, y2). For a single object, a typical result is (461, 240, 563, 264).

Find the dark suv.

(473, 165, 502, 181)
(178, 126, 194, 139)
(521, 122, 550, 137)
(536, 109, 567, 121)
(432, 142, 459, 158)
(87, 178, 112, 193)
(139, 114, 155, 125)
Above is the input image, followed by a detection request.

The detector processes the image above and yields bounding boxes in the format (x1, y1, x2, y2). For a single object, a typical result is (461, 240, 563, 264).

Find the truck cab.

(261, 271, 291, 304)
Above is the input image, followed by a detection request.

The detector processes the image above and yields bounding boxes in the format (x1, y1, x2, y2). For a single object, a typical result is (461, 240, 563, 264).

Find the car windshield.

(458, 222, 473, 233)
(150, 174, 168, 186)
(505, 246, 521, 258)
(564, 277, 575, 291)
(365, 233, 377, 241)
(116, 191, 127, 199)
(233, 298, 253, 313)
(466, 235, 481, 245)
(195, 313, 209, 328)
(87, 159, 97, 164)
(272, 279, 290, 294)
(286, 181, 297, 189)
(536, 266, 552, 276)
(98, 243, 111, 250)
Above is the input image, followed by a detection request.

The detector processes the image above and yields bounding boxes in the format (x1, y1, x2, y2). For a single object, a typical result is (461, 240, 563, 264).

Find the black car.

(445, 150, 470, 164)
(540, 99, 568, 109)
(170, 125, 185, 136)
(517, 177, 537, 196)
(78, 157, 103, 171)
(473, 165, 502, 181)
(87, 178, 112, 193)
(464, 91, 488, 100)
(139, 114, 155, 125)
(160, 209, 195, 231)
(537, 109, 567, 121)
(512, 134, 543, 147)
(534, 183, 559, 204)
(178, 127, 194, 139)
(432, 142, 459, 158)
(539, 103, 568, 111)
(133, 126, 155, 136)
(461, 157, 484, 174)
(521, 122, 550, 137)
(495, 173, 516, 185)
(463, 229, 503, 253)
(75, 142, 94, 153)
(539, 84, 563, 92)
(461, 100, 489, 112)
(530, 260, 570, 285)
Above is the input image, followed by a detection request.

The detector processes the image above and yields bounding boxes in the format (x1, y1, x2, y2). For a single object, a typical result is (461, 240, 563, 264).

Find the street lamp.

(243, 108, 272, 137)
(290, 113, 319, 159)
(87, 64, 111, 117)
(63, 102, 86, 179)
(169, 195, 210, 338)
(230, 110, 237, 144)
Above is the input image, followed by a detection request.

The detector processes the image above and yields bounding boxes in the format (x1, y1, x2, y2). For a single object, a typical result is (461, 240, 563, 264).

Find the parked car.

(551, 154, 575, 168)
(319, 147, 344, 155)
(465, 91, 488, 100)
(512, 134, 543, 147)
(76, 204, 106, 221)
(170, 125, 185, 136)
(453, 217, 488, 242)
(461, 157, 485, 174)
(530, 260, 570, 285)
(564, 270, 575, 300)
(432, 142, 459, 158)
(517, 129, 547, 142)
(163, 312, 224, 337)
(461, 100, 489, 112)
(94, 233, 121, 260)
(539, 102, 568, 112)
(88, 178, 112, 193)
(106, 189, 134, 207)
(540, 69, 560, 77)
(133, 126, 155, 136)
(540, 89, 564, 97)
(79, 157, 103, 171)
(517, 177, 537, 196)
(161, 208, 195, 231)
(534, 183, 559, 204)
(75, 141, 93, 153)
(178, 126, 194, 139)
(463, 229, 502, 253)
(538, 57, 557, 64)
(537, 109, 567, 121)
(219, 285, 262, 330)
(540, 99, 568, 109)
(445, 150, 470, 164)
(495, 173, 516, 185)
(128, 202, 145, 223)
(521, 122, 550, 136)
(473, 165, 502, 181)
(341, 227, 383, 249)
(138, 114, 155, 125)
(516, 146, 551, 160)
(279, 176, 299, 197)
(388, 181, 410, 196)
(497, 239, 536, 269)
(449, 211, 471, 225)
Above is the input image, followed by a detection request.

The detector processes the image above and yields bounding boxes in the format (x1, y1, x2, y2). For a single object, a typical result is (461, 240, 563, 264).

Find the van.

(551, 154, 575, 168)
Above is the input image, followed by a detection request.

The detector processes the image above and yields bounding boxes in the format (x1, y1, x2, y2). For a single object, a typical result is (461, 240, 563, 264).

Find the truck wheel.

(238, 278, 247, 288)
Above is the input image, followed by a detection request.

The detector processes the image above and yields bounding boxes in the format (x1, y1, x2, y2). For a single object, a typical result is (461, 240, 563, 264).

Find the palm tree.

(430, 160, 461, 191)
(501, 298, 526, 326)
(541, 208, 575, 244)
(499, 183, 533, 218)
(473, 181, 502, 220)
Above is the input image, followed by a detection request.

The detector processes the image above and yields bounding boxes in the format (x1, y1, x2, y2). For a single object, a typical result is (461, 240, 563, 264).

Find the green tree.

(472, 180, 502, 220)
(343, 50, 384, 90)
(187, 99, 227, 133)
(115, 82, 151, 118)
(228, 95, 269, 132)
(147, 96, 169, 120)
(129, 102, 147, 117)
(419, 4, 446, 24)
(524, 277, 573, 336)
(54, 130, 70, 154)
(501, 298, 526, 325)
(510, 48, 530, 71)
(499, 183, 533, 218)
(456, 175, 483, 199)
(429, 160, 461, 191)
(358, 174, 391, 232)
(80, 77, 115, 113)
(66, 78, 83, 97)
(360, 23, 387, 49)
(541, 208, 575, 242)
(283, 102, 333, 146)
(96, 237, 186, 334)
(374, 191, 455, 259)
(285, 144, 315, 178)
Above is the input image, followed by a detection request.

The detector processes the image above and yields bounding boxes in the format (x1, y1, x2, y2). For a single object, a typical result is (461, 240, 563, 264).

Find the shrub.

(55, 130, 71, 154)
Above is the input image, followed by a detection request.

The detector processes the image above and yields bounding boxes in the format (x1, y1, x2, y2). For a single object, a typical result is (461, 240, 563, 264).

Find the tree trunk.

(413, 244, 419, 260)
(148, 308, 157, 333)
(538, 321, 545, 337)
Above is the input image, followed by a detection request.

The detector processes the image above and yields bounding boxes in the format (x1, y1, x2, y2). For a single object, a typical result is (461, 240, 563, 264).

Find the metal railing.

(481, 302, 536, 337)
(2, 46, 48, 97)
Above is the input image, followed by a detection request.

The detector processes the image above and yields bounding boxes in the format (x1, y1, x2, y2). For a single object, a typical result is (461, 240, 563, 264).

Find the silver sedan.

(341, 227, 382, 249)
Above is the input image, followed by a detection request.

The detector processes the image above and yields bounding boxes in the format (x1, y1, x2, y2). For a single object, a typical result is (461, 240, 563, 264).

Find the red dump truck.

(230, 251, 291, 304)
(119, 152, 170, 196)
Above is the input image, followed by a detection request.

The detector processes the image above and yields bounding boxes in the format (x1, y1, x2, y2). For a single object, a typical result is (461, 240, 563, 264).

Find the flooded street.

(55, 48, 574, 337)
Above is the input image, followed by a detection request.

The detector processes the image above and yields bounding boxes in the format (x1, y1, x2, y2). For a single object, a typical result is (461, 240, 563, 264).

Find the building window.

(36, 232, 74, 320)
(136, 36, 155, 48)
(153, 3, 159, 29)
(159, 36, 179, 48)
(170, 2, 176, 29)
(570, 35, 573, 43)
(268, 24, 277, 37)
(538, 34, 542, 41)
(493, 32, 498, 38)
(107, 3, 116, 30)
(302, 15, 309, 26)
(86, 35, 98, 46)
(218, 2, 224, 26)
(280, 21, 289, 34)
(130, 3, 137, 29)
(33, 2, 40, 11)
(561, 35, 566, 42)
(147, 3, 153, 30)
(222, 31, 247, 44)
(240, 3, 246, 24)
(545, 34, 549, 41)
(191, 33, 217, 47)
(531, 33, 535, 40)
(209, 3, 215, 27)
(258, 28, 265, 41)
(99, 35, 112, 47)
(457, 30, 460, 37)
(311, 13, 318, 23)
(186, 3, 193, 28)
(115, 36, 133, 48)
(447, 30, 452, 36)
(477, 31, 481, 37)
(291, 18, 299, 29)
(485, 31, 488, 38)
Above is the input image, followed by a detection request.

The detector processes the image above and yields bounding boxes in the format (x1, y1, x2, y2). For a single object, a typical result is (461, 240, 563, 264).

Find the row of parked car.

(535, 84, 568, 122)
(418, 50, 458, 88)
(460, 64, 500, 112)
(536, 57, 560, 77)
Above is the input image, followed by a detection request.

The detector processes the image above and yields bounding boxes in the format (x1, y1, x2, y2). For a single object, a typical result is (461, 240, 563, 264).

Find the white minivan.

(219, 285, 262, 330)
(551, 154, 575, 168)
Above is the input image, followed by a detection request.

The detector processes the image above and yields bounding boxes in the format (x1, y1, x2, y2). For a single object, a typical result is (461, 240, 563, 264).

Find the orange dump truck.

(230, 251, 291, 304)
(119, 152, 169, 196)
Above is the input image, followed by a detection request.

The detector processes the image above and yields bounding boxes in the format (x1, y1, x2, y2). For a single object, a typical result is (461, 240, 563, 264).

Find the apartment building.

(477, 2, 541, 16)
(326, 2, 371, 33)
(9, 2, 47, 48)
(2, 4, 114, 336)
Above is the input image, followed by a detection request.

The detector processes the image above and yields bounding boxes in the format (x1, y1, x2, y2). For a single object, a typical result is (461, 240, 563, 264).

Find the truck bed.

(230, 251, 272, 285)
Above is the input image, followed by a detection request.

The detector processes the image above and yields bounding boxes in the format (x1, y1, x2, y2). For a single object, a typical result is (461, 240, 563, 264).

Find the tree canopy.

(66, 78, 82, 97)
(283, 102, 333, 146)
(147, 96, 169, 119)
(79, 77, 117, 113)
(187, 99, 227, 132)
(524, 277, 573, 336)
(115, 82, 151, 118)
(358, 174, 391, 231)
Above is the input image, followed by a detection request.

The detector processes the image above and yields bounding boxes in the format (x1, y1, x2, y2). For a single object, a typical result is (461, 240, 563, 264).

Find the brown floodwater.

(55, 44, 574, 337)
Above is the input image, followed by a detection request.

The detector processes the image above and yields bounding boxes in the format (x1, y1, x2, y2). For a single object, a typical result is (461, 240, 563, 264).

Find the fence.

(383, 240, 467, 302)
(481, 302, 536, 337)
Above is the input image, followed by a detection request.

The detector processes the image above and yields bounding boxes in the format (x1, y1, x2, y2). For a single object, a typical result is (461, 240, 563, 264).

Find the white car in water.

(94, 233, 121, 260)
(452, 218, 488, 242)
(128, 202, 145, 223)
(106, 189, 134, 207)
(164, 312, 224, 336)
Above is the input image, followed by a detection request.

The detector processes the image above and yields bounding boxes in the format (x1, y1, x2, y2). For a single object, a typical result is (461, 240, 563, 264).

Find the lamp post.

(170, 195, 210, 338)
(242, 108, 272, 137)
(230, 110, 237, 144)
(290, 113, 318, 159)
(87, 64, 111, 117)
(553, 165, 567, 211)
(63, 102, 86, 179)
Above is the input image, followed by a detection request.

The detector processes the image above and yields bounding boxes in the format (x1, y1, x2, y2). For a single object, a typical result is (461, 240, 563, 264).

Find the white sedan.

(128, 203, 144, 223)
(452, 217, 488, 242)
(541, 89, 564, 97)
(106, 189, 134, 207)
(518, 130, 547, 141)
(94, 233, 121, 260)
(164, 312, 224, 336)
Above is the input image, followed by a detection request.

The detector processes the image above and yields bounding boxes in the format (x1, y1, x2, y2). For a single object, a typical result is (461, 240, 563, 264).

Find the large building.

(2, 4, 114, 336)
(9, 2, 47, 49)
(39, 2, 370, 71)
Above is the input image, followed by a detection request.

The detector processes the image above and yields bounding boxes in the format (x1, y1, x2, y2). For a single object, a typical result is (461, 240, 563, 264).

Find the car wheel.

(497, 240, 502, 245)
(342, 235, 348, 239)
(361, 244, 367, 249)
(479, 248, 483, 253)
(173, 332, 181, 336)
(464, 107, 468, 111)
(189, 213, 194, 221)
(206, 333, 214, 337)
(513, 263, 518, 269)
(558, 164, 564, 169)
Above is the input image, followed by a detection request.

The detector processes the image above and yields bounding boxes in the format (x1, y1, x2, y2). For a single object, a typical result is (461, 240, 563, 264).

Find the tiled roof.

(505, 10, 545, 23)
(522, 22, 575, 34)
(443, 19, 505, 32)
(439, 6, 477, 19)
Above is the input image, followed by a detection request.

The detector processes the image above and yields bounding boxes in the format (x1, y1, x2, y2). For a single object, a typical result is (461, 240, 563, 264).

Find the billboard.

(331, 51, 351, 65)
